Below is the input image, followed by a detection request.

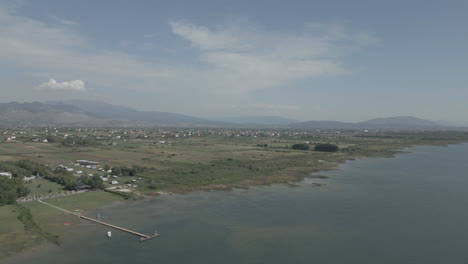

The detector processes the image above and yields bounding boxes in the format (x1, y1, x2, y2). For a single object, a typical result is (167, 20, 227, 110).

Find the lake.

(6, 144, 468, 263)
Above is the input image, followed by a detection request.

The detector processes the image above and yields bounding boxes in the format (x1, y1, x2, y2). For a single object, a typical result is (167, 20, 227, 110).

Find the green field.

(25, 178, 65, 196)
(2, 132, 468, 194)
(0, 191, 124, 259)
(0, 132, 468, 194)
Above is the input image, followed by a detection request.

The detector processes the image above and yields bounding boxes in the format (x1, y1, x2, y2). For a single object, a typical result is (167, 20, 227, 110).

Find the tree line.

(0, 160, 105, 205)
(291, 143, 339, 152)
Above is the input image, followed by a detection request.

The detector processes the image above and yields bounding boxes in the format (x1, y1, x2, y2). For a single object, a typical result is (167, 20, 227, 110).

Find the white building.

(0, 171, 13, 179)
(23, 175, 36, 181)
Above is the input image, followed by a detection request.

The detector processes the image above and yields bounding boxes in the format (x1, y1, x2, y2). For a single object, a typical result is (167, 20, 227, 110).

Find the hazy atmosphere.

(3, 1, 468, 263)
(1, 0, 467, 123)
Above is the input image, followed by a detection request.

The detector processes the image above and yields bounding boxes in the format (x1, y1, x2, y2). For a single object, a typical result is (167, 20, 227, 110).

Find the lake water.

(6, 144, 468, 264)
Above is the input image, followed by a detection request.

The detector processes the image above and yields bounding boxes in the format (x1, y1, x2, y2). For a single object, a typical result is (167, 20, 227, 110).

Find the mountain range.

(290, 116, 447, 130)
(0, 101, 461, 130)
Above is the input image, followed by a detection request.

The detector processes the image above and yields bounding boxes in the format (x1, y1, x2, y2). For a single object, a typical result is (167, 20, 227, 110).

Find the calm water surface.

(7, 144, 468, 263)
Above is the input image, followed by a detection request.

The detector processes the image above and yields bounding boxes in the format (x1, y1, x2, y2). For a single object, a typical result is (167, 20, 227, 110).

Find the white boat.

(107, 231, 112, 238)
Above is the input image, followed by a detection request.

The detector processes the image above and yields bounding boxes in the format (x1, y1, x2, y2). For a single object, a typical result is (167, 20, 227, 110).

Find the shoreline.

(2, 141, 467, 261)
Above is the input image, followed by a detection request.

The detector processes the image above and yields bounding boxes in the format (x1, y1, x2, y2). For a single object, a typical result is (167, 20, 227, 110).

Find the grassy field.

(1, 130, 468, 259)
(25, 178, 65, 196)
(2, 132, 468, 194)
(0, 205, 29, 258)
(23, 191, 126, 239)
(0, 191, 124, 259)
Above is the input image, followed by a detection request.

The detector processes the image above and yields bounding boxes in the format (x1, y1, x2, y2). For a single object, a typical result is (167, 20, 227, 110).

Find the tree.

(88, 175, 104, 189)
(46, 135, 55, 143)
(292, 143, 309, 150)
(314, 143, 339, 152)
(62, 177, 78, 190)
(0, 177, 30, 205)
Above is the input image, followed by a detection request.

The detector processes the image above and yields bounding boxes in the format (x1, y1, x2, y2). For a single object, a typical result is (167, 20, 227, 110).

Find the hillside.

(0, 101, 231, 127)
(290, 116, 452, 130)
(63, 100, 230, 127)
(0, 102, 459, 130)
(0, 102, 113, 127)
(362, 116, 440, 128)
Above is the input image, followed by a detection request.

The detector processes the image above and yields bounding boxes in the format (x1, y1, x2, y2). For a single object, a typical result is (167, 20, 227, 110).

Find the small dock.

(37, 200, 159, 242)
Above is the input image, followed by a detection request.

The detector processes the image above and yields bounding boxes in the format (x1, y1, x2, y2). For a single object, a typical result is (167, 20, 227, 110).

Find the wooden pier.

(37, 200, 159, 242)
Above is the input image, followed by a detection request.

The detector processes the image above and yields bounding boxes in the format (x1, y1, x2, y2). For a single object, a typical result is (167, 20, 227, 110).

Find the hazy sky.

(1, 0, 467, 123)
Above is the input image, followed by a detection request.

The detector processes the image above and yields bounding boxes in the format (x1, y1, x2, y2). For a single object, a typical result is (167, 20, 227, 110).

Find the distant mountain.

(63, 100, 230, 127)
(0, 101, 461, 130)
(290, 120, 357, 129)
(0, 101, 232, 127)
(214, 115, 297, 126)
(434, 120, 461, 127)
(290, 116, 454, 130)
(363, 116, 439, 128)
(0, 102, 115, 127)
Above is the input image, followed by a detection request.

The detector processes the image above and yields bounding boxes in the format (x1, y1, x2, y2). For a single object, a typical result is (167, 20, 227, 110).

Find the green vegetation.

(0, 160, 48, 178)
(1, 128, 468, 259)
(0, 159, 79, 192)
(50, 168, 78, 190)
(15, 203, 57, 244)
(292, 143, 310, 150)
(0, 203, 58, 259)
(0, 177, 29, 205)
(0, 191, 123, 258)
(0, 205, 26, 258)
(2, 130, 468, 194)
(26, 178, 64, 196)
(80, 175, 104, 189)
(111, 165, 149, 177)
(61, 137, 100, 147)
(314, 143, 339, 152)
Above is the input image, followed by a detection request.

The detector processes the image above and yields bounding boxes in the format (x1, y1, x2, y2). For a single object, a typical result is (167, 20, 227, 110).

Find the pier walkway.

(37, 200, 159, 242)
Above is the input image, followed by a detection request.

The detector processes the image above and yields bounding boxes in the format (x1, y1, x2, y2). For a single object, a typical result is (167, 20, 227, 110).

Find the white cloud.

(36, 78, 86, 91)
(49, 15, 79, 26)
(169, 21, 248, 50)
(0, 3, 377, 117)
(169, 20, 354, 93)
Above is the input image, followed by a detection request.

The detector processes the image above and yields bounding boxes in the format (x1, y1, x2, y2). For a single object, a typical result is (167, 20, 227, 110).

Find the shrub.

(314, 143, 339, 152)
(292, 143, 309, 150)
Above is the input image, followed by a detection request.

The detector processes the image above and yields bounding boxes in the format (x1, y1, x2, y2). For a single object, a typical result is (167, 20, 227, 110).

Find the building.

(23, 175, 36, 181)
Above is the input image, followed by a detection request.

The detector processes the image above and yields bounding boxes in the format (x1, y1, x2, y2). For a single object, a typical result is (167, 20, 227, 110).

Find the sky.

(0, 0, 467, 124)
